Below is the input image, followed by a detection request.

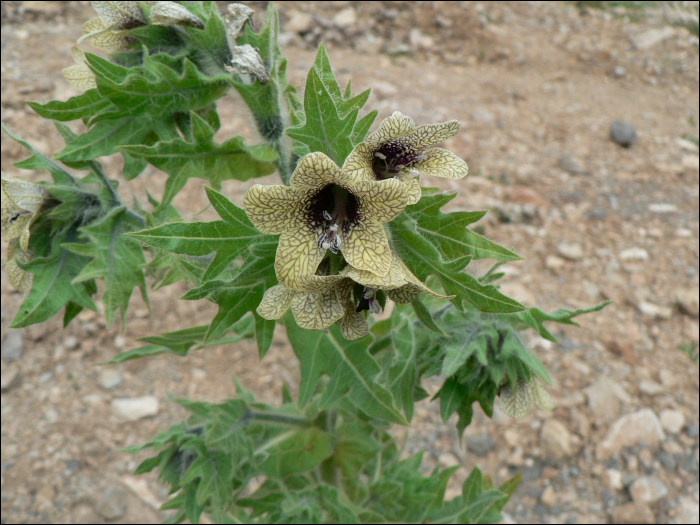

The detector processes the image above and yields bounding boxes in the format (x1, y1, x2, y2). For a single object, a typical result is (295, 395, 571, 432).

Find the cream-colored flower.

(344, 111, 469, 205)
(257, 273, 350, 331)
(62, 46, 97, 91)
(1, 173, 52, 251)
(498, 377, 555, 419)
(340, 251, 454, 305)
(78, 1, 147, 52)
(4, 238, 33, 292)
(244, 152, 409, 289)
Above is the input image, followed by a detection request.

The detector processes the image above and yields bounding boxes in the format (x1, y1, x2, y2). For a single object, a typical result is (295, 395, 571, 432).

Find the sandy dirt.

(1, 1, 699, 523)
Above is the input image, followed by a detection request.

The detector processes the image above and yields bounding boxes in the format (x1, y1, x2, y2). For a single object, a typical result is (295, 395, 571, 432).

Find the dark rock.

(467, 434, 495, 456)
(610, 121, 637, 147)
(686, 423, 699, 439)
(681, 454, 698, 474)
(656, 450, 677, 472)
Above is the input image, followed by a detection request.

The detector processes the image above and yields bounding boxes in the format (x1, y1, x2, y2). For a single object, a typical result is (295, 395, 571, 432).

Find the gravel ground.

(1, 1, 698, 523)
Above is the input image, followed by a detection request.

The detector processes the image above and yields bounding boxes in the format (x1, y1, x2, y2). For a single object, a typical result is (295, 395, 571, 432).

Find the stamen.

(323, 210, 333, 221)
(374, 152, 387, 160)
(329, 224, 339, 232)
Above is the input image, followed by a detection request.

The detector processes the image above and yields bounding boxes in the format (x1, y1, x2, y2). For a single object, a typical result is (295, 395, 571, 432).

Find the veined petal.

(243, 184, 307, 235)
(5, 238, 33, 292)
(275, 225, 325, 290)
(340, 221, 392, 277)
(256, 284, 294, 320)
(408, 120, 461, 152)
(340, 255, 405, 289)
(63, 64, 97, 90)
(387, 286, 420, 304)
(366, 111, 417, 147)
(338, 305, 369, 340)
(342, 143, 376, 182)
(353, 178, 408, 223)
(291, 287, 345, 330)
(414, 148, 469, 180)
(78, 17, 135, 51)
(294, 273, 348, 294)
(532, 379, 556, 411)
(290, 152, 345, 192)
(403, 177, 421, 205)
(92, 1, 147, 28)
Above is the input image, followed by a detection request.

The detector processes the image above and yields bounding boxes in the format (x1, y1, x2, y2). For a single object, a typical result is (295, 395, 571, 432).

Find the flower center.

(355, 287, 382, 314)
(372, 140, 426, 180)
(309, 184, 359, 254)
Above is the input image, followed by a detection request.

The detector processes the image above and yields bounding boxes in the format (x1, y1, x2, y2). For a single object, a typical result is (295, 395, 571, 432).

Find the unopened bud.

(225, 44, 269, 84)
(150, 2, 204, 29)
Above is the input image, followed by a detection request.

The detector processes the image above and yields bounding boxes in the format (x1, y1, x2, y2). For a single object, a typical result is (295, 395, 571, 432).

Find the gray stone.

(2, 329, 23, 362)
(541, 419, 581, 460)
(681, 454, 698, 474)
(97, 369, 123, 390)
(611, 502, 655, 524)
(64, 459, 82, 477)
(597, 409, 665, 460)
(96, 486, 128, 520)
(610, 121, 637, 147)
(467, 434, 495, 456)
(111, 396, 159, 421)
(656, 450, 677, 472)
(686, 423, 699, 439)
(0, 367, 21, 392)
(613, 65, 626, 78)
(558, 155, 587, 175)
(557, 242, 584, 261)
(629, 476, 668, 503)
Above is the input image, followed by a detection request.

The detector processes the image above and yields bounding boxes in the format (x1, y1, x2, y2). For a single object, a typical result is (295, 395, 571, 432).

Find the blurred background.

(1, 1, 698, 523)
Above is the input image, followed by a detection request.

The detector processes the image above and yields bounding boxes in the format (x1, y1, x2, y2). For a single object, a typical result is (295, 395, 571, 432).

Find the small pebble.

(97, 369, 123, 390)
(610, 121, 637, 147)
(63, 336, 79, 351)
(96, 486, 128, 520)
(111, 396, 159, 421)
(467, 434, 496, 456)
(659, 409, 685, 434)
(2, 330, 23, 362)
(613, 65, 626, 78)
(686, 424, 699, 439)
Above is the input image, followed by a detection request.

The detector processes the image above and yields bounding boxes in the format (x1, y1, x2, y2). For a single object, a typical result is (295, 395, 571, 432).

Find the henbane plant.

(1, 2, 609, 522)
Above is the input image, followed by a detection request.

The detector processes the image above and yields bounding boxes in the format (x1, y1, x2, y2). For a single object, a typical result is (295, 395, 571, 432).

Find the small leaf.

(129, 187, 277, 280)
(27, 89, 112, 122)
(64, 206, 148, 327)
(11, 227, 97, 328)
(120, 112, 277, 209)
(286, 320, 408, 425)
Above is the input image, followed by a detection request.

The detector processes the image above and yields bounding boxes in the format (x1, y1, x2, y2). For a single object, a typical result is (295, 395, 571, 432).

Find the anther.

(374, 152, 386, 160)
(323, 210, 333, 221)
